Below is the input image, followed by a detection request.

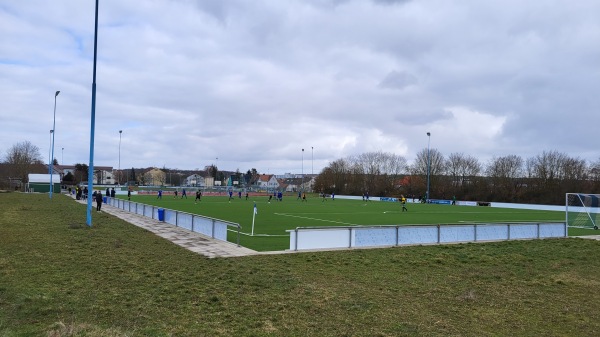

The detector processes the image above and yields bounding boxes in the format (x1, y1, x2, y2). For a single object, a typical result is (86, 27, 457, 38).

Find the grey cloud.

(378, 70, 418, 90)
(3, 0, 600, 173)
(372, 0, 412, 4)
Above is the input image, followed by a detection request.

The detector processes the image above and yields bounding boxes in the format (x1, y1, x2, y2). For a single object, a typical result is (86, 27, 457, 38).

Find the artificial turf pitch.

(121, 194, 571, 251)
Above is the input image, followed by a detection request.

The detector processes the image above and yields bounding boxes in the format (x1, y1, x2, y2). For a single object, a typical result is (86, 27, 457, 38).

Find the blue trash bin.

(103, 196, 107, 203)
(158, 209, 165, 221)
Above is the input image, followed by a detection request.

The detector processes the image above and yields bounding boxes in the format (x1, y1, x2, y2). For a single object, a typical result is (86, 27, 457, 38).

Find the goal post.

(566, 193, 600, 230)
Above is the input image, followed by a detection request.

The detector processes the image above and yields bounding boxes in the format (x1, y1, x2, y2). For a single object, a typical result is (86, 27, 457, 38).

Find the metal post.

(49, 91, 60, 198)
(426, 132, 431, 201)
(118, 130, 122, 185)
(48, 129, 52, 197)
(86, 0, 99, 226)
(311, 146, 313, 175)
(301, 148, 304, 193)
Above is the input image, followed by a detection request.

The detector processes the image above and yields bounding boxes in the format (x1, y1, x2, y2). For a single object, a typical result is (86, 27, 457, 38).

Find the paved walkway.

(74, 196, 258, 258)
(575, 235, 600, 240)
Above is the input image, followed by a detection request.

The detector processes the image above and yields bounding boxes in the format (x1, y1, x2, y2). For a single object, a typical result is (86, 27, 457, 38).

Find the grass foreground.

(2, 192, 600, 336)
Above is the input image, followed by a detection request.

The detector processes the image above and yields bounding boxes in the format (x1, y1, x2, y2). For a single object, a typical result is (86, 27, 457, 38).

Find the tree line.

(313, 150, 600, 205)
(0, 140, 263, 189)
(4, 140, 599, 205)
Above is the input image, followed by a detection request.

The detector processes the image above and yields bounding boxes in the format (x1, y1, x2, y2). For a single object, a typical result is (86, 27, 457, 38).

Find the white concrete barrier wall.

(288, 222, 567, 251)
(106, 197, 233, 243)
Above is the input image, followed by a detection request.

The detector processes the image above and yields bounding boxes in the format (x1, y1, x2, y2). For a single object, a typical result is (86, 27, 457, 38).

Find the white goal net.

(566, 193, 600, 230)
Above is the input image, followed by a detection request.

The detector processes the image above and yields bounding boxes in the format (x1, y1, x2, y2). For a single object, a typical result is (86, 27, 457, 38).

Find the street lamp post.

(61, 147, 64, 165)
(118, 130, 122, 185)
(426, 132, 431, 201)
(301, 148, 304, 193)
(49, 90, 60, 199)
(48, 130, 54, 174)
(311, 147, 313, 175)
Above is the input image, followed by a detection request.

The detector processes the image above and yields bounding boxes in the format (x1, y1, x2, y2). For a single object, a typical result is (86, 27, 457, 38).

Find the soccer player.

(181, 188, 187, 199)
(195, 190, 202, 204)
(401, 195, 408, 212)
(157, 189, 162, 199)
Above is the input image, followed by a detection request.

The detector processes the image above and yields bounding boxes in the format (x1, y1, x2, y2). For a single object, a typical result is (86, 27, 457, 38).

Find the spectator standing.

(96, 191, 103, 211)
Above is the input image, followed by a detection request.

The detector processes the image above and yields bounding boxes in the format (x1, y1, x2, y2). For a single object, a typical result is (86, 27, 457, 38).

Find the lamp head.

(427, 132, 430, 136)
(55, 91, 60, 97)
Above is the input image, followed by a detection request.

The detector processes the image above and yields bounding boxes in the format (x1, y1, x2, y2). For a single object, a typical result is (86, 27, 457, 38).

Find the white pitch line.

(274, 213, 358, 226)
(227, 228, 288, 237)
(456, 220, 560, 223)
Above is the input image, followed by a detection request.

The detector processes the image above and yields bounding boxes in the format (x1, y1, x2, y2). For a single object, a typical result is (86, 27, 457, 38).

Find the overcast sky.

(2, 0, 600, 174)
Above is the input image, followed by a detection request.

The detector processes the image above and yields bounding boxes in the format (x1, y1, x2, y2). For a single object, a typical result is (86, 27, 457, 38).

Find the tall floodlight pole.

(118, 130, 122, 185)
(311, 146, 313, 175)
(49, 91, 60, 199)
(301, 148, 304, 192)
(86, 0, 100, 227)
(48, 130, 53, 197)
(62, 147, 64, 165)
(426, 132, 431, 201)
(48, 130, 54, 174)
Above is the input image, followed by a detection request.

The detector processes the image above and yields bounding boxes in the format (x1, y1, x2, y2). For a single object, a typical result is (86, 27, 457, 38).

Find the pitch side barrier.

(333, 194, 571, 210)
(106, 197, 241, 246)
(287, 222, 567, 251)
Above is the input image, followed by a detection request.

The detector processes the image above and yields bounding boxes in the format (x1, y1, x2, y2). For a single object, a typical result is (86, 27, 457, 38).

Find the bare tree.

(485, 155, 525, 202)
(316, 152, 408, 196)
(411, 148, 445, 198)
(559, 156, 588, 194)
(445, 153, 481, 199)
(524, 150, 587, 204)
(589, 158, 600, 191)
(3, 141, 43, 184)
(313, 148, 593, 203)
(314, 158, 350, 194)
(74, 163, 88, 184)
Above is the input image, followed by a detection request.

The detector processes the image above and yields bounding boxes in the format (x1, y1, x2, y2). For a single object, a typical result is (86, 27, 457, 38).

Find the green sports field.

(120, 194, 582, 251)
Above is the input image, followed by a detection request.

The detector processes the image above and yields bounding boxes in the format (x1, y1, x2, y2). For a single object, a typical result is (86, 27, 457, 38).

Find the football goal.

(566, 193, 600, 230)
